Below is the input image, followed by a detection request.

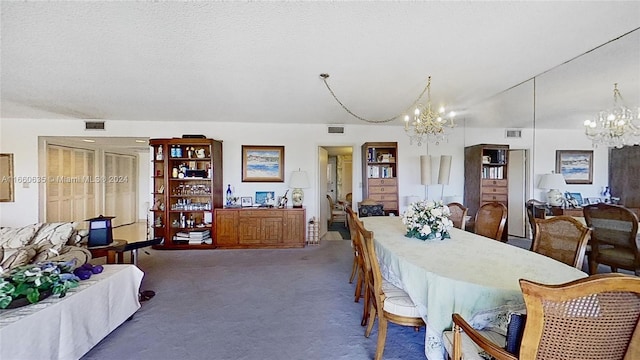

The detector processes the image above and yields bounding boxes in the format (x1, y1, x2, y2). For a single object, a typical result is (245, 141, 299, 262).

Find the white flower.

(401, 200, 453, 240)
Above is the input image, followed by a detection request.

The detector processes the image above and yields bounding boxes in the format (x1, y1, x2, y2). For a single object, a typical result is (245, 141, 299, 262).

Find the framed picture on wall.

(241, 145, 285, 182)
(555, 150, 593, 184)
(0, 154, 14, 202)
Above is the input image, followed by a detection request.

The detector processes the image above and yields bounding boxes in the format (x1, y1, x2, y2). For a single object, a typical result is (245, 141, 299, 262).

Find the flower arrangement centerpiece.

(401, 200, 453, 241)
(0, 260, 81, 309)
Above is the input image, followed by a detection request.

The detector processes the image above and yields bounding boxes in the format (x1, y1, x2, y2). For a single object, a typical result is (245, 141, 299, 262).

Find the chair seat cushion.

(442, 328, 506, 360)
(381, 279, 422, 318)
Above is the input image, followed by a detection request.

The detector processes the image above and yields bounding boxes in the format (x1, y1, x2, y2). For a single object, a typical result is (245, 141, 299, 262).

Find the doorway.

(318, 145, 354, 238)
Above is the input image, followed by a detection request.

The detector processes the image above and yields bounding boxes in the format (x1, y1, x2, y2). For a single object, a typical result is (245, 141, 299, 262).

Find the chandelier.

(584, 83, 640, 148)
(320, 73, 456, 145)
(403, 76, 456, 146)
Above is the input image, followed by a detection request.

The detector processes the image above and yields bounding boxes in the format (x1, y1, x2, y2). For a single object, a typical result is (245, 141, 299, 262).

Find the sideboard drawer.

(369, 178, 397, 186)
(369, 186, 396, 194)
(484, 186, 508, 195)
(370, 193, 398, 202)
(482, 179, 507, 187)
(481, 194, 508, 202)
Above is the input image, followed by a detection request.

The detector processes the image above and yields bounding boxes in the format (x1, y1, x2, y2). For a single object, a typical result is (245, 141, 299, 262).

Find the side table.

(87, 239, 127, 264)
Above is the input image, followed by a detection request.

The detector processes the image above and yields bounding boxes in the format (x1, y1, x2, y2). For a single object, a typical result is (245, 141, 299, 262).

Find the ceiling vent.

(327, 125, 345, 134)
(85, 121, 105, 130)
(505, 129, 522, 138)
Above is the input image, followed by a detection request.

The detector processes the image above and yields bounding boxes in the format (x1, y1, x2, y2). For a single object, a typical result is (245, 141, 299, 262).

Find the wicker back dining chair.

(583, 203, 640, 276)
(474, 202, 508, 241)
(446, 273, 640, 360)
(525, 199, 548, 248)
(532, 215, 591, 269)
(345, 205, 371, 326)
(356, 219, 425, 360)
(327, 194, 346, 227)
(447, 202, 469, 230)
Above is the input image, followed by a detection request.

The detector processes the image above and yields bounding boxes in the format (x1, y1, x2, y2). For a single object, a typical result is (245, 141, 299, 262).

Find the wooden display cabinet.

(149, 137, 223, 249)
(214, 208, 306, 248)
(464, 143, 509, 240)
(361, 142, 399, 215)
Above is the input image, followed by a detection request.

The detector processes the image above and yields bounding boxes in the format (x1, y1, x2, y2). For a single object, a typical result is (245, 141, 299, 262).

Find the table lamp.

(420, 155, 432, 200)
(289, 170, 310, 208)
(538, 173, 566, 206)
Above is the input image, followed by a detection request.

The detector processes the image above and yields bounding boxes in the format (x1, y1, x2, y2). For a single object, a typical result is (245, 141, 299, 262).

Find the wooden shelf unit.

(361, 142, 399, 215)
(464, 143, 509, 240)
(214, 207, 306, 248)
(149, 138, 223, 249)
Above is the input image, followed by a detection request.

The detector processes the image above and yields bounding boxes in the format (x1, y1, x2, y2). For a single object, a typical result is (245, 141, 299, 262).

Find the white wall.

(0, 117, 607, 228)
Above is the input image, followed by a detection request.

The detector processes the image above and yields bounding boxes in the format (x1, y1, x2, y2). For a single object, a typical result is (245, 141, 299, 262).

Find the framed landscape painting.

(241, 145, 285, 182)
(555, 150, 593, 184)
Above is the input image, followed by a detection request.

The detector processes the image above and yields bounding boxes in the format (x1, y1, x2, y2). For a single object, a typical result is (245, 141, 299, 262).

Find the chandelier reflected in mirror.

(584, 83, 640, 148)
(320, 73, 456, 146)
(403, 76, 456, 146)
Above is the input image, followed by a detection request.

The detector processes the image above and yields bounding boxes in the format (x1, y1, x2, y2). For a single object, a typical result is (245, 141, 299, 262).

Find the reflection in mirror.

(0, 153, 14, 202)
(536, 29, 639, 134)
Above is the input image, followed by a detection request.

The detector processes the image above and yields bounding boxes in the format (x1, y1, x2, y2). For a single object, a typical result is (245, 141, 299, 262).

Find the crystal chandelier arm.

(320, 73, 430, 124)
(584, 83, 640, 148)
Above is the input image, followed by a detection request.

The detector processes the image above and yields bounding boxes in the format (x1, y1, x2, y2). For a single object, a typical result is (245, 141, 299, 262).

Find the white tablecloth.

(361, 217, 587, 360)
(0, 264, 144, 360)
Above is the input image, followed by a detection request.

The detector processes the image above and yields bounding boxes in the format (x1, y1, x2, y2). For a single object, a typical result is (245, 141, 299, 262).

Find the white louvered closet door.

(46, 145, 97, 223)
(104, 153, 137, 227)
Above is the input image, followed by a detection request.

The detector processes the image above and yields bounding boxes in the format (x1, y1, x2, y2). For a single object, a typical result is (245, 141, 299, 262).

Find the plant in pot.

(0, 260, 81, 309)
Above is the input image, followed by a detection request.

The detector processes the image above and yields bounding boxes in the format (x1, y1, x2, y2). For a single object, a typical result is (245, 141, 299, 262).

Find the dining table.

(361, 216, 587, 360)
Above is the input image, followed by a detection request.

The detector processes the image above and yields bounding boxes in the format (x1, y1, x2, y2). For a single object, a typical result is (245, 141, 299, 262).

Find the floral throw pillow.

(468, 302, 526, 336)
(0, 244, 37, 271)
(31, 222, 77, 251)
(0, 224, 43, 249)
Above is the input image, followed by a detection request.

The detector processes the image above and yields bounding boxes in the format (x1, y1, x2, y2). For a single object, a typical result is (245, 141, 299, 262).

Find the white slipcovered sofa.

(0, 222, 91, 273)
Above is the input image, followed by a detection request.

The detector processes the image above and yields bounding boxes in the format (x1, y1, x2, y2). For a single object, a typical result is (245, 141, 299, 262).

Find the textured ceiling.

(1, 1, 639, 129)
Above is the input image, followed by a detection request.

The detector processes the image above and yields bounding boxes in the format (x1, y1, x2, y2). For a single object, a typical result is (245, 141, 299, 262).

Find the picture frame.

(240, 196, 253, 207)
(585, 197, 601, 205)
(566, 192, 583, 206)
(555, 150, 593, 184)
(0, 153, 14, 202)
(255, 191, 276, 206)
(242, 145, 285, 182)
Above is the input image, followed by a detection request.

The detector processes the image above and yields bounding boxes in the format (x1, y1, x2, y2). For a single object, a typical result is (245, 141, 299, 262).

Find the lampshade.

(289, 170, 309, 189)
(537, 173, 566, 190)
(420, 155, 432, 185)
(437, 155, 452, 185)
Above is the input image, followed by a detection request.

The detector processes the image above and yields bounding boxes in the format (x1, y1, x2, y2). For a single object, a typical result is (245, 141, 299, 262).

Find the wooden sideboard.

(550, 207, 584, 217)
(214, 207, 306, 248)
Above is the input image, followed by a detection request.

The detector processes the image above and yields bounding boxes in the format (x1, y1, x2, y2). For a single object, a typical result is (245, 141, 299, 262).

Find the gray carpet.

(82, 241, 426, 360)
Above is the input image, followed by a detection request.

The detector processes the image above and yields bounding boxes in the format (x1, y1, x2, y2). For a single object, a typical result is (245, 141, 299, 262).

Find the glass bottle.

(226, 184, 233, 206)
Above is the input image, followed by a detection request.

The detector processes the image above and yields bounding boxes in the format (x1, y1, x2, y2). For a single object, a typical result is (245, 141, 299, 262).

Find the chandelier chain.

(321, 74, 430, 124)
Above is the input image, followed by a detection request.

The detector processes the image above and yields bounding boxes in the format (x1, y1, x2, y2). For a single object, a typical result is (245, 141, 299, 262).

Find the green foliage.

(0, 260, 80, 309)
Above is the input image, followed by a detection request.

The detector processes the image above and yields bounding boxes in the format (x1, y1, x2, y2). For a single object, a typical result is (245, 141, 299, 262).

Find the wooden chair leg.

(354, 270, 363, 302)
(365, 302, 376, 337)
(349, 256, 357, 283)
(361, 281, 369, 327)
(374, 318, 388, 360)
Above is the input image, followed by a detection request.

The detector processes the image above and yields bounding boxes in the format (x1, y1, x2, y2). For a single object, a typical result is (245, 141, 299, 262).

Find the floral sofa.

(0, 222, 91, 273)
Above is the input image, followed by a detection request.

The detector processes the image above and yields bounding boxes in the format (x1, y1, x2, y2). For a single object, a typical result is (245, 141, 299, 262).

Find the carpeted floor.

(82, 241, 427, 360)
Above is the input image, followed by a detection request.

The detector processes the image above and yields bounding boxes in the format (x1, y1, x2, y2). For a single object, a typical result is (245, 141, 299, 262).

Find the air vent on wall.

(85, 121, 105, 130)
(327, 125, 345, 134)
(505, 129, 522, 138)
